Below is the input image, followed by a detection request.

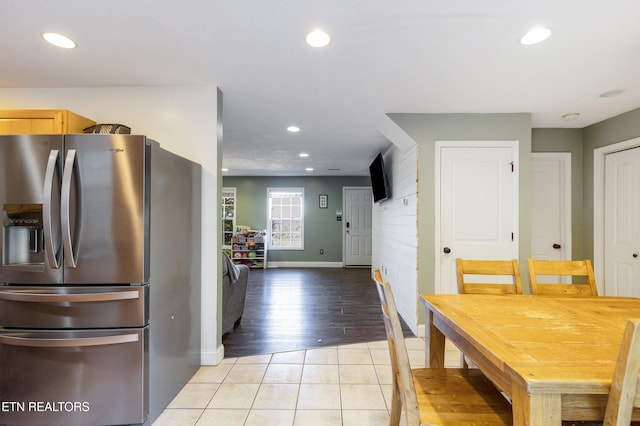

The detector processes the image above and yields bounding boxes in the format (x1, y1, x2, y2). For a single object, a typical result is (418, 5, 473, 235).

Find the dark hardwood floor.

(222, 267, 414, 358)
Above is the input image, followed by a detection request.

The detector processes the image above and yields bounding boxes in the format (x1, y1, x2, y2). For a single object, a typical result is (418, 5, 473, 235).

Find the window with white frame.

(268, 188, 304, 250)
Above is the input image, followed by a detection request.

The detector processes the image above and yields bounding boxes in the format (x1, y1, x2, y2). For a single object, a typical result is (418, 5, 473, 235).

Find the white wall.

(371, 144, 419, 334)
(0, 87, 222, 364)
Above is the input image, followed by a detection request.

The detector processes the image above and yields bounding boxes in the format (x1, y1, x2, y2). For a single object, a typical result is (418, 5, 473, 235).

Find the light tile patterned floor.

(153, 338, 462, 426)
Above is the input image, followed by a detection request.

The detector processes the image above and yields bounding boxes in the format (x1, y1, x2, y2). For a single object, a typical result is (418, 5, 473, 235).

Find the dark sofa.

(222, 252, 249, 334)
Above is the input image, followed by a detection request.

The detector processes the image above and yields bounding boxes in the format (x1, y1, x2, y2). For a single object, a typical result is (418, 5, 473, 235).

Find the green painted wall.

(223, 176, 371, 263)
(531, 128, 585, 260)
(387, 113, 532, 321)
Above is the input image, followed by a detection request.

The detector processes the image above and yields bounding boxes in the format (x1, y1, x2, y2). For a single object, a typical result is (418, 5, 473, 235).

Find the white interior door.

(344, 187, 373, 266)
(531, 153, 571, 264)
(436, 142, 519, 294)
(604, 147, 640, 297)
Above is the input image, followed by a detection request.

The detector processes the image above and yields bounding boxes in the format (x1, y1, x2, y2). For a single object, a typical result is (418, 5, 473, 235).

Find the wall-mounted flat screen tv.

(369, 152, 391, 203)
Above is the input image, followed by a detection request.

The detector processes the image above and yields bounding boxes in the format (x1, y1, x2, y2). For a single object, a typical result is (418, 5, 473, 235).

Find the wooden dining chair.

(455, 258, 522, 368)
(603, 319, 640, 425)
(372, 269, 512, 425)
(456, 258, 522, 295)
(527, 259, 598, 296)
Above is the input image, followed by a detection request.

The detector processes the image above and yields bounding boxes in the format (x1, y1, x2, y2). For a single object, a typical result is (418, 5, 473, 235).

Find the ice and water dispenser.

(2, 204, 45, 270)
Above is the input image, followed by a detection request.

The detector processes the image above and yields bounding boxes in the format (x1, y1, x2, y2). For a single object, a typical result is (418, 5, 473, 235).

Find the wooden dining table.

(420, 293, 640, 425)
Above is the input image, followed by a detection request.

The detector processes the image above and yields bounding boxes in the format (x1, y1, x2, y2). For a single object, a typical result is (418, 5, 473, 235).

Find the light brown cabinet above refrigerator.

(0, 109, 96, 134)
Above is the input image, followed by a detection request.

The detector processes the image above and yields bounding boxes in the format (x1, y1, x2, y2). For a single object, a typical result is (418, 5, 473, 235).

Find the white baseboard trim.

(268, 261, 344, 268)
(201, 344, 225, 365)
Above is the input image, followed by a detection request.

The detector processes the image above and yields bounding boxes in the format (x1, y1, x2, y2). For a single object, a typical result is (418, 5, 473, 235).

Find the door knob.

(553, 243, 561, 249)
(634, 253, 638, 258)
(443, 247, 451, 254)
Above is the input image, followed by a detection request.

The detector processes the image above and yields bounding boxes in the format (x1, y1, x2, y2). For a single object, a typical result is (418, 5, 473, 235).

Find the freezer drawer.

(0, 327, 148, 426)
(0, 285, 148, 329)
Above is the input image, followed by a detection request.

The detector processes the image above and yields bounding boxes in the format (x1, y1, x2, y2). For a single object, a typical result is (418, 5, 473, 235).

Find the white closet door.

(604, 147, 640, 297)
(437, 142, 519, 294)
(531, 153, 571, 263)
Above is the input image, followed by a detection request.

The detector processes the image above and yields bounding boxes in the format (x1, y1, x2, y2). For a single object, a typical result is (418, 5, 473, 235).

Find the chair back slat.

(456, 258, 522, 295)
(604, 319, 640, 425)
(527, 259, 598, 296)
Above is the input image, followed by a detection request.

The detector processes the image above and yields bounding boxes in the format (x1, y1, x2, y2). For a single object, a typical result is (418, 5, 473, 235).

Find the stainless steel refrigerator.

(0, 134, 202, 425)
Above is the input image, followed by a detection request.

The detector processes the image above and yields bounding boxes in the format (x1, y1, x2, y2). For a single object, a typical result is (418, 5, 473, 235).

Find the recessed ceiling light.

(305, 29, 331, 47)
(221, 168, 229, 172)
(600, 89, 624, 98)
(299, 153, 309, 158)
(562, 113, 580, 121)
(41, 32, 76, 49)
(287, 126, 300, 133)
(520, 27, 551, 45)
(305, 167, 314, 172)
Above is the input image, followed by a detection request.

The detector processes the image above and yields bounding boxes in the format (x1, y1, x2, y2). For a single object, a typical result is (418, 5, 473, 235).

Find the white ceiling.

(2, 0, 640, 176)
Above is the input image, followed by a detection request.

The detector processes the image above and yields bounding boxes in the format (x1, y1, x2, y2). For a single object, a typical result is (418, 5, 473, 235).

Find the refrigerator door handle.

(43, 149, 61, 269)
(0, 289, 140, 303)
(61, 149, 79, 268)
(0, 333, 139, 348)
